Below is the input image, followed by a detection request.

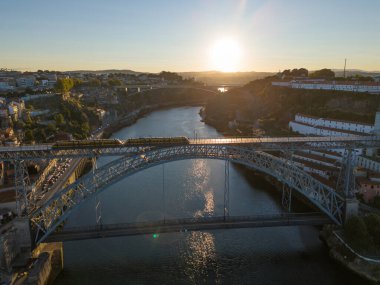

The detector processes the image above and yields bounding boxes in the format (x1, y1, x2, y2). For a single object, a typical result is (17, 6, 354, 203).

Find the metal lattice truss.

(30, 145, 345, 244)
(0, 146, 146, 161)
(1, 135, 380, 161)
(14, 160, 31, 216)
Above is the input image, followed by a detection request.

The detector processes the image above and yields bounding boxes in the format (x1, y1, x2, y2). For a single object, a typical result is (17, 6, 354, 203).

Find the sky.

(1, 0, 380, 72)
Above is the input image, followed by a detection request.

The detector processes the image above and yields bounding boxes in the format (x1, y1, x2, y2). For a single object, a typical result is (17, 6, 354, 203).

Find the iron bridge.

(0, 135, 380, 160)
(29, 143, 349, 244)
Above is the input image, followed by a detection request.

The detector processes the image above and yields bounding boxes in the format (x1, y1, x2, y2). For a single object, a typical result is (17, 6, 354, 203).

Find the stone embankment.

(321, 225, 380, 283)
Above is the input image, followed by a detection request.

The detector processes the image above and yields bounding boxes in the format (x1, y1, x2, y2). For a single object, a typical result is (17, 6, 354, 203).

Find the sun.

(209, 38, 242, 72)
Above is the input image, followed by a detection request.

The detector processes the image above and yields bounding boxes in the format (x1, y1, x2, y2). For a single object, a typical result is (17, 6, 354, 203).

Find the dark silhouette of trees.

(310, 68, 335, 79)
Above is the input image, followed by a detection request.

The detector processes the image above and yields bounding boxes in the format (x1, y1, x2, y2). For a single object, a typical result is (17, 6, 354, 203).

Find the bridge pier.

(281, 184, 292, 212)
(31, 242, 64, 284)
(92, 157, 103, 226)
(14, 160, 30, 216)
(344, 198, 359, 223)
(0, 217, 32, 272)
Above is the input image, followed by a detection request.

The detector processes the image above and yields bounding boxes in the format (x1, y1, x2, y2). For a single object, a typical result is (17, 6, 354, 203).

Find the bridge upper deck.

(0, 135, 379, 160)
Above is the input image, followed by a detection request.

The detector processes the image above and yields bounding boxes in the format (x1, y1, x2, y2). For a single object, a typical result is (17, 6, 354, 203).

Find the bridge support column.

(281, 184, 292, 212)
(14, 160, 30, 216)
(224, 160, 230, 218)
(344, 198, 359, 223)
(1, 218, 33, 278)
(92, 157, 102, 226)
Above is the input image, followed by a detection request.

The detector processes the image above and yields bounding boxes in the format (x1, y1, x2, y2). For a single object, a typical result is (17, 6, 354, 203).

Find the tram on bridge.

(51, 136, 190, 149)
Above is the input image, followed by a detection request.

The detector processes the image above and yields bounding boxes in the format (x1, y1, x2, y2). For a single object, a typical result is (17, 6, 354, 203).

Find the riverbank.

(321, 225, 380, 283)
(102, 101, 207, 138)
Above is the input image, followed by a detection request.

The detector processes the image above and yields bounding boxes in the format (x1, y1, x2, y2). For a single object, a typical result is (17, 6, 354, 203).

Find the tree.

(24, 113, 32, 124)
(46, 123, 57, 135)
(345, 216, 372, 250)
(297, 68, 309, 77)
(55, 78, 74, 93)
(14, 120, 25, 130)
(159, 71, 183, 82)
(73, 78, 83, 86)
(364, 214, 380, 247)
(24, 129, 34, 142)
(89, 79, 101, 87)
(374, 196, 380, 209)
(34, 128, 47, 142)
(54, 113, 65, 125)
(80, 122, 90, 135)
(349, 74, 374, 82)
(108, 79, 122, 86)
(310, 68, 335, 79)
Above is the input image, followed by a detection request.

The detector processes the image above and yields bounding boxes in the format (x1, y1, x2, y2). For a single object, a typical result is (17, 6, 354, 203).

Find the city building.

(16, 76, 36, 88)
(0, 78, 15, 91)
(272, 80, 380, 94)
(357, 172, 380, 203)
(289, 113, 373, 138)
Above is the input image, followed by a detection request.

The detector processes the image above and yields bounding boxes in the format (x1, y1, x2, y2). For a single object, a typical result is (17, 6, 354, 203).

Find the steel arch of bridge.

(30, 145, 345, 244)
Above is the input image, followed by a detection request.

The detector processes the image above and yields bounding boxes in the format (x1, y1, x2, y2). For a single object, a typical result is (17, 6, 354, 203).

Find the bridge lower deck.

(45, 213, 330, 242)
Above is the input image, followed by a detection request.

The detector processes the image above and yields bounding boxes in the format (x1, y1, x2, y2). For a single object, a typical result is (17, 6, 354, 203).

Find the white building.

(0, 78, 15, 91)
(272, 80, 380, 94)
(292, 113, 373, 134)
(16, 76, 36, 88)
(357, 156, 380, 173)
(289, 113, 373, 155)
(30, 109, 50, 117)
(21, 93, 58, 102)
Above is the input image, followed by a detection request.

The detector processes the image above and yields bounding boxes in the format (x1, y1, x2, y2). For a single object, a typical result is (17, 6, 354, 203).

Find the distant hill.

(66, 69, 140, 75)
(331, 69, 380, 77)
(64, 69, 275, 85)
(180, 71, 275, 86)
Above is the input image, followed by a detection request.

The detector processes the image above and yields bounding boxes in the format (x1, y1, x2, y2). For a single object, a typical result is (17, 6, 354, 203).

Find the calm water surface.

(55, 107, 369, 285)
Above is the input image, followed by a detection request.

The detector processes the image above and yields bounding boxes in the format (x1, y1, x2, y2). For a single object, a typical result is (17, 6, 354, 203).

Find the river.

(54, 107, 369, 285)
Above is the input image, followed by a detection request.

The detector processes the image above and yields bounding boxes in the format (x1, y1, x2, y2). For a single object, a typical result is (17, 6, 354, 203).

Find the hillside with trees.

(203, 74, 380, 136)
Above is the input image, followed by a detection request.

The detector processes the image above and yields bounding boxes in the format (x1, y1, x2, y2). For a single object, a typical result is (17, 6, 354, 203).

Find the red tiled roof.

(310, 149, 342, 157)
(309, 173, 336, 188)
(294, 151, 337, 164)
(293, 157, 339, 172)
